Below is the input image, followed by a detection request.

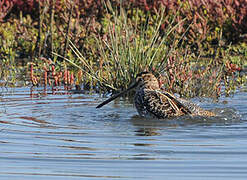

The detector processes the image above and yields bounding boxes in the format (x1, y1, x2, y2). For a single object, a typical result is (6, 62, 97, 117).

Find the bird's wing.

(142, 89, 192, 118)
(160, 91, 215, 116)
(159, 91, 193, 114)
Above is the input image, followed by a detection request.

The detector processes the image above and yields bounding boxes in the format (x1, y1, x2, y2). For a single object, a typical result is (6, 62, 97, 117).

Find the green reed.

(89, 4, 185, 91)
(66, 2, 246, 97)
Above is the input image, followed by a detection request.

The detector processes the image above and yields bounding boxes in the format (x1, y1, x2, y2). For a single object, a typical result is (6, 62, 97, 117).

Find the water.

(0, 87, 246, 180)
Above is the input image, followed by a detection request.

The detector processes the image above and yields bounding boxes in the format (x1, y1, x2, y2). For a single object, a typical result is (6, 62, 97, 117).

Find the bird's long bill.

(96, 82, 138, 108)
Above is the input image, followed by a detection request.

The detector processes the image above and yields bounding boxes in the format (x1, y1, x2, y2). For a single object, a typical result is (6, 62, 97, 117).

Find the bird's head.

(96, 72, 160, 108)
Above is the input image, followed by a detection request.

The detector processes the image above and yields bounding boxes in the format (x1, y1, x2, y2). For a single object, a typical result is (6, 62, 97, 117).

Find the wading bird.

(96, 72, 215, 118)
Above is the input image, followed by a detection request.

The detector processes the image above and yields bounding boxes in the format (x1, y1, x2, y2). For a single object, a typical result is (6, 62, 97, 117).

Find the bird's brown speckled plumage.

(96, 72, 216, 118)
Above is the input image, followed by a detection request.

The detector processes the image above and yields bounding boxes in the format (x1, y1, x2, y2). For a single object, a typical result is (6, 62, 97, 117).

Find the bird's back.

(134, 88, 215, 119)
(134, 88, 191, 119)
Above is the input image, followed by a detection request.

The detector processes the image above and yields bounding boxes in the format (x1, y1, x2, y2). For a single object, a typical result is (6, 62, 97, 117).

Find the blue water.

(0, 87, 246, 180)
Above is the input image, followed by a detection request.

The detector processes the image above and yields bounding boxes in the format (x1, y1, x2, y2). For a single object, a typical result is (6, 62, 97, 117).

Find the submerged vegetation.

(0, 0, 246, 97)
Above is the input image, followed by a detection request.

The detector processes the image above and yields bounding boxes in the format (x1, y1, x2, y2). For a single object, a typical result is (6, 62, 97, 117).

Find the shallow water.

(0, 87, 247, 180)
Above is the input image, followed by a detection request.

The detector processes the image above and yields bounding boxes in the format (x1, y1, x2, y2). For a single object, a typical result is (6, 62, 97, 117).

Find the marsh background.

(0, 0, 246, 94)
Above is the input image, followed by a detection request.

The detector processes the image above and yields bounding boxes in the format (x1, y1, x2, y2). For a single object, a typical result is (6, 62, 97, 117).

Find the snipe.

(96, 72, 215, 118)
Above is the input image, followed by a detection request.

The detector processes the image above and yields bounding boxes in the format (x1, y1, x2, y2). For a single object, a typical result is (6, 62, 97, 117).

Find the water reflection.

(19, 116, 50, 125)
(135, 127, 161, 136)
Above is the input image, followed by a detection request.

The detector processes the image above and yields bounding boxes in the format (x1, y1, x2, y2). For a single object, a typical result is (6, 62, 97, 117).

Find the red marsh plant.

(1, 0, 246, 62)
(0, 0, 14, 22)
(28, 57, 76, 88)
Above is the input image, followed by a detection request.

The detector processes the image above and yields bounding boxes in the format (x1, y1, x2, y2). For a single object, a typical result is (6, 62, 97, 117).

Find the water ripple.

(0, 87, 247, 179)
